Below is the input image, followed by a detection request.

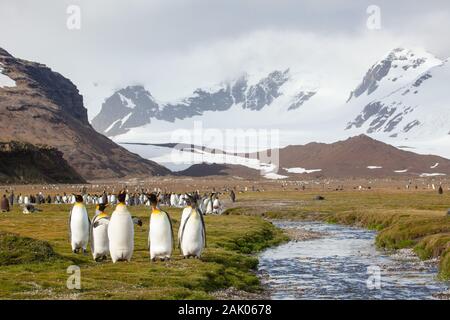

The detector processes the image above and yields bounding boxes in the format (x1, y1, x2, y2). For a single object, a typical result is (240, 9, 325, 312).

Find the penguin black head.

(75, 195, 83, 203)
(148, 193, 158, 207)
(98, 203, 107, 212)
(118, 192, 126, 203)
(185, 194, 198, 208)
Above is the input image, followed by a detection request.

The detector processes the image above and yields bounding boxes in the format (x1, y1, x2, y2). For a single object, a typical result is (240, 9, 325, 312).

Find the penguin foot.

(151, 257, 156, 262)
(72, 249, 78, 254)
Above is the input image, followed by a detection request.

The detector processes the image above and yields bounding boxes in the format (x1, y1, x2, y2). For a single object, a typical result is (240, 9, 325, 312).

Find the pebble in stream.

(258, 221, 449, 300)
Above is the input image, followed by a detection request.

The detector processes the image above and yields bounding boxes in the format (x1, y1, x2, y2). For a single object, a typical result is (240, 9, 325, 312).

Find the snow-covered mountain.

(346, 48, 446, 135)
(91, 47, 450, 164)
(345, 48, 450, 156)
(91, 69, 318, 137)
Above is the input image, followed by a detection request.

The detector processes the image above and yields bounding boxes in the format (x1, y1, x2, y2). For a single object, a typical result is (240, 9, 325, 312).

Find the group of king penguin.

(68, 192, 206, 263)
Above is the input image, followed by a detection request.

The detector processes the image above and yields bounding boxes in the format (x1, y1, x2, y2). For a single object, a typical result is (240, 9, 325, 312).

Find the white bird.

(203, 195, 213, 214)
(212, 197, 222, 214)
(90, 204, 110, 261)
(108, 199, 134, 263)
(69, 197, 90, 254)
(170, 193, 178, 207)
(179, 196, 206, 259)
(149, 206, 173, 261)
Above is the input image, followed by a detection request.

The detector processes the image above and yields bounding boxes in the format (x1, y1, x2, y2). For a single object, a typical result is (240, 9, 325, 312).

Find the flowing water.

(258, 221, 449, 300)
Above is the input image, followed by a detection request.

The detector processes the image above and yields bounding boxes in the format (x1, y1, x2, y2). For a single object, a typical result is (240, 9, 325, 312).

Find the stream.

(258, 220, 449, 300)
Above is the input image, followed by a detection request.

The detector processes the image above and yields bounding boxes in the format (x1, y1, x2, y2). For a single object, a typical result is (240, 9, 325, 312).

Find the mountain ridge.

(92, 69, 317, 137)
(0, 47, 171, 180)
(139, 134, 450, 179)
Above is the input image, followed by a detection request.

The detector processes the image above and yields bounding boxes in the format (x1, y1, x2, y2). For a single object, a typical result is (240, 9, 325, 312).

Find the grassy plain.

(0, 204, 286, 299)
(1, 187, 449, 299)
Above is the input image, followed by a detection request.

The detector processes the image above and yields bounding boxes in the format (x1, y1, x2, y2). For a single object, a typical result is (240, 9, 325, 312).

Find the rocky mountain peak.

(345, 47, 448, 143)
(92, 68, 317, 137)
(0, 47, 88, 125)
(0, 47, 171, 179)
(347, 47, 441, 102)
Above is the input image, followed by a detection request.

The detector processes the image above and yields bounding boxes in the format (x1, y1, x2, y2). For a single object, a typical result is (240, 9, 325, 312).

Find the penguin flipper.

(147, 225, 151, 251)
(68, 208, 72, 243)
(179, 213, 191, 252)
(88, 216, 92, 237)
(164, 211, 175, 249)
(199, 209, 207, 248)
(89, 219, 95, 253)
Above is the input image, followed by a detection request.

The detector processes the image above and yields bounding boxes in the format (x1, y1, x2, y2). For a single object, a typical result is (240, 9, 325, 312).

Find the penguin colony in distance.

(69, 195, 90, 254)
(68, 191, 208, 262)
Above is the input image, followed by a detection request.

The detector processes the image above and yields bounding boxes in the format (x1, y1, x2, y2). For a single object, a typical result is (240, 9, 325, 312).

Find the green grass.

(0, 204, 287, 299)
(2, 188, 449, 298)
(0, 231, 64, 266)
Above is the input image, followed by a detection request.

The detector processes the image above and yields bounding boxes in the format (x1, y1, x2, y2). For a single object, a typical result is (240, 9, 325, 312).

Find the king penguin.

(69, 195, 90, 254)
(179, 194, 206, 259)
(148, 193, 173, 261)
(203, 193, 214, 214)
(90, 203, 110, 261)
(108, 192, 134, 263)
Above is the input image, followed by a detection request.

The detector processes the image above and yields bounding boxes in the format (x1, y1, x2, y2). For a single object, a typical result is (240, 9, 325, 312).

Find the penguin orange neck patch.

(151, 208, 161, 214)
(96, 212, 108, 219)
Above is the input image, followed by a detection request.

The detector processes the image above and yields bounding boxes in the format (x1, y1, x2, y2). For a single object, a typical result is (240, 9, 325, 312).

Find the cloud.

(0, 0, 448, 119)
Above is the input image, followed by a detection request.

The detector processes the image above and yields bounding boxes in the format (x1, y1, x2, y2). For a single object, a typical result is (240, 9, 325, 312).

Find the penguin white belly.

(181, 215, 204, 257)
(92, 220, 109, 260)
(213, 199, 221, 214)
(108, 208, 134, 263)
(205, 201, 213, 214)
(149, 214, 172, 259)
(70, 205, 90, 251)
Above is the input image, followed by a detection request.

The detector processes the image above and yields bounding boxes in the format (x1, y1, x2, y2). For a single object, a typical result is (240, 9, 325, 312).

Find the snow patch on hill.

(0, 64, 16, 88)
(285, 167, 322, 174)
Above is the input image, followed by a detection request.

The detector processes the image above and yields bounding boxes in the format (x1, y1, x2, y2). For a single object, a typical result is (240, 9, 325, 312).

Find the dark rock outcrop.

(0, 141, 85, 183)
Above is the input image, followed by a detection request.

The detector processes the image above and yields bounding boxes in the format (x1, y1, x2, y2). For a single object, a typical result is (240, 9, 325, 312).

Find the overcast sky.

(1, 0, 449, 119)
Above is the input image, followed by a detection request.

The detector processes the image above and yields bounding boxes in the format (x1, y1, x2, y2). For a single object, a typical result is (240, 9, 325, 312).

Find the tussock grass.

(0, 231, 63, 266)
